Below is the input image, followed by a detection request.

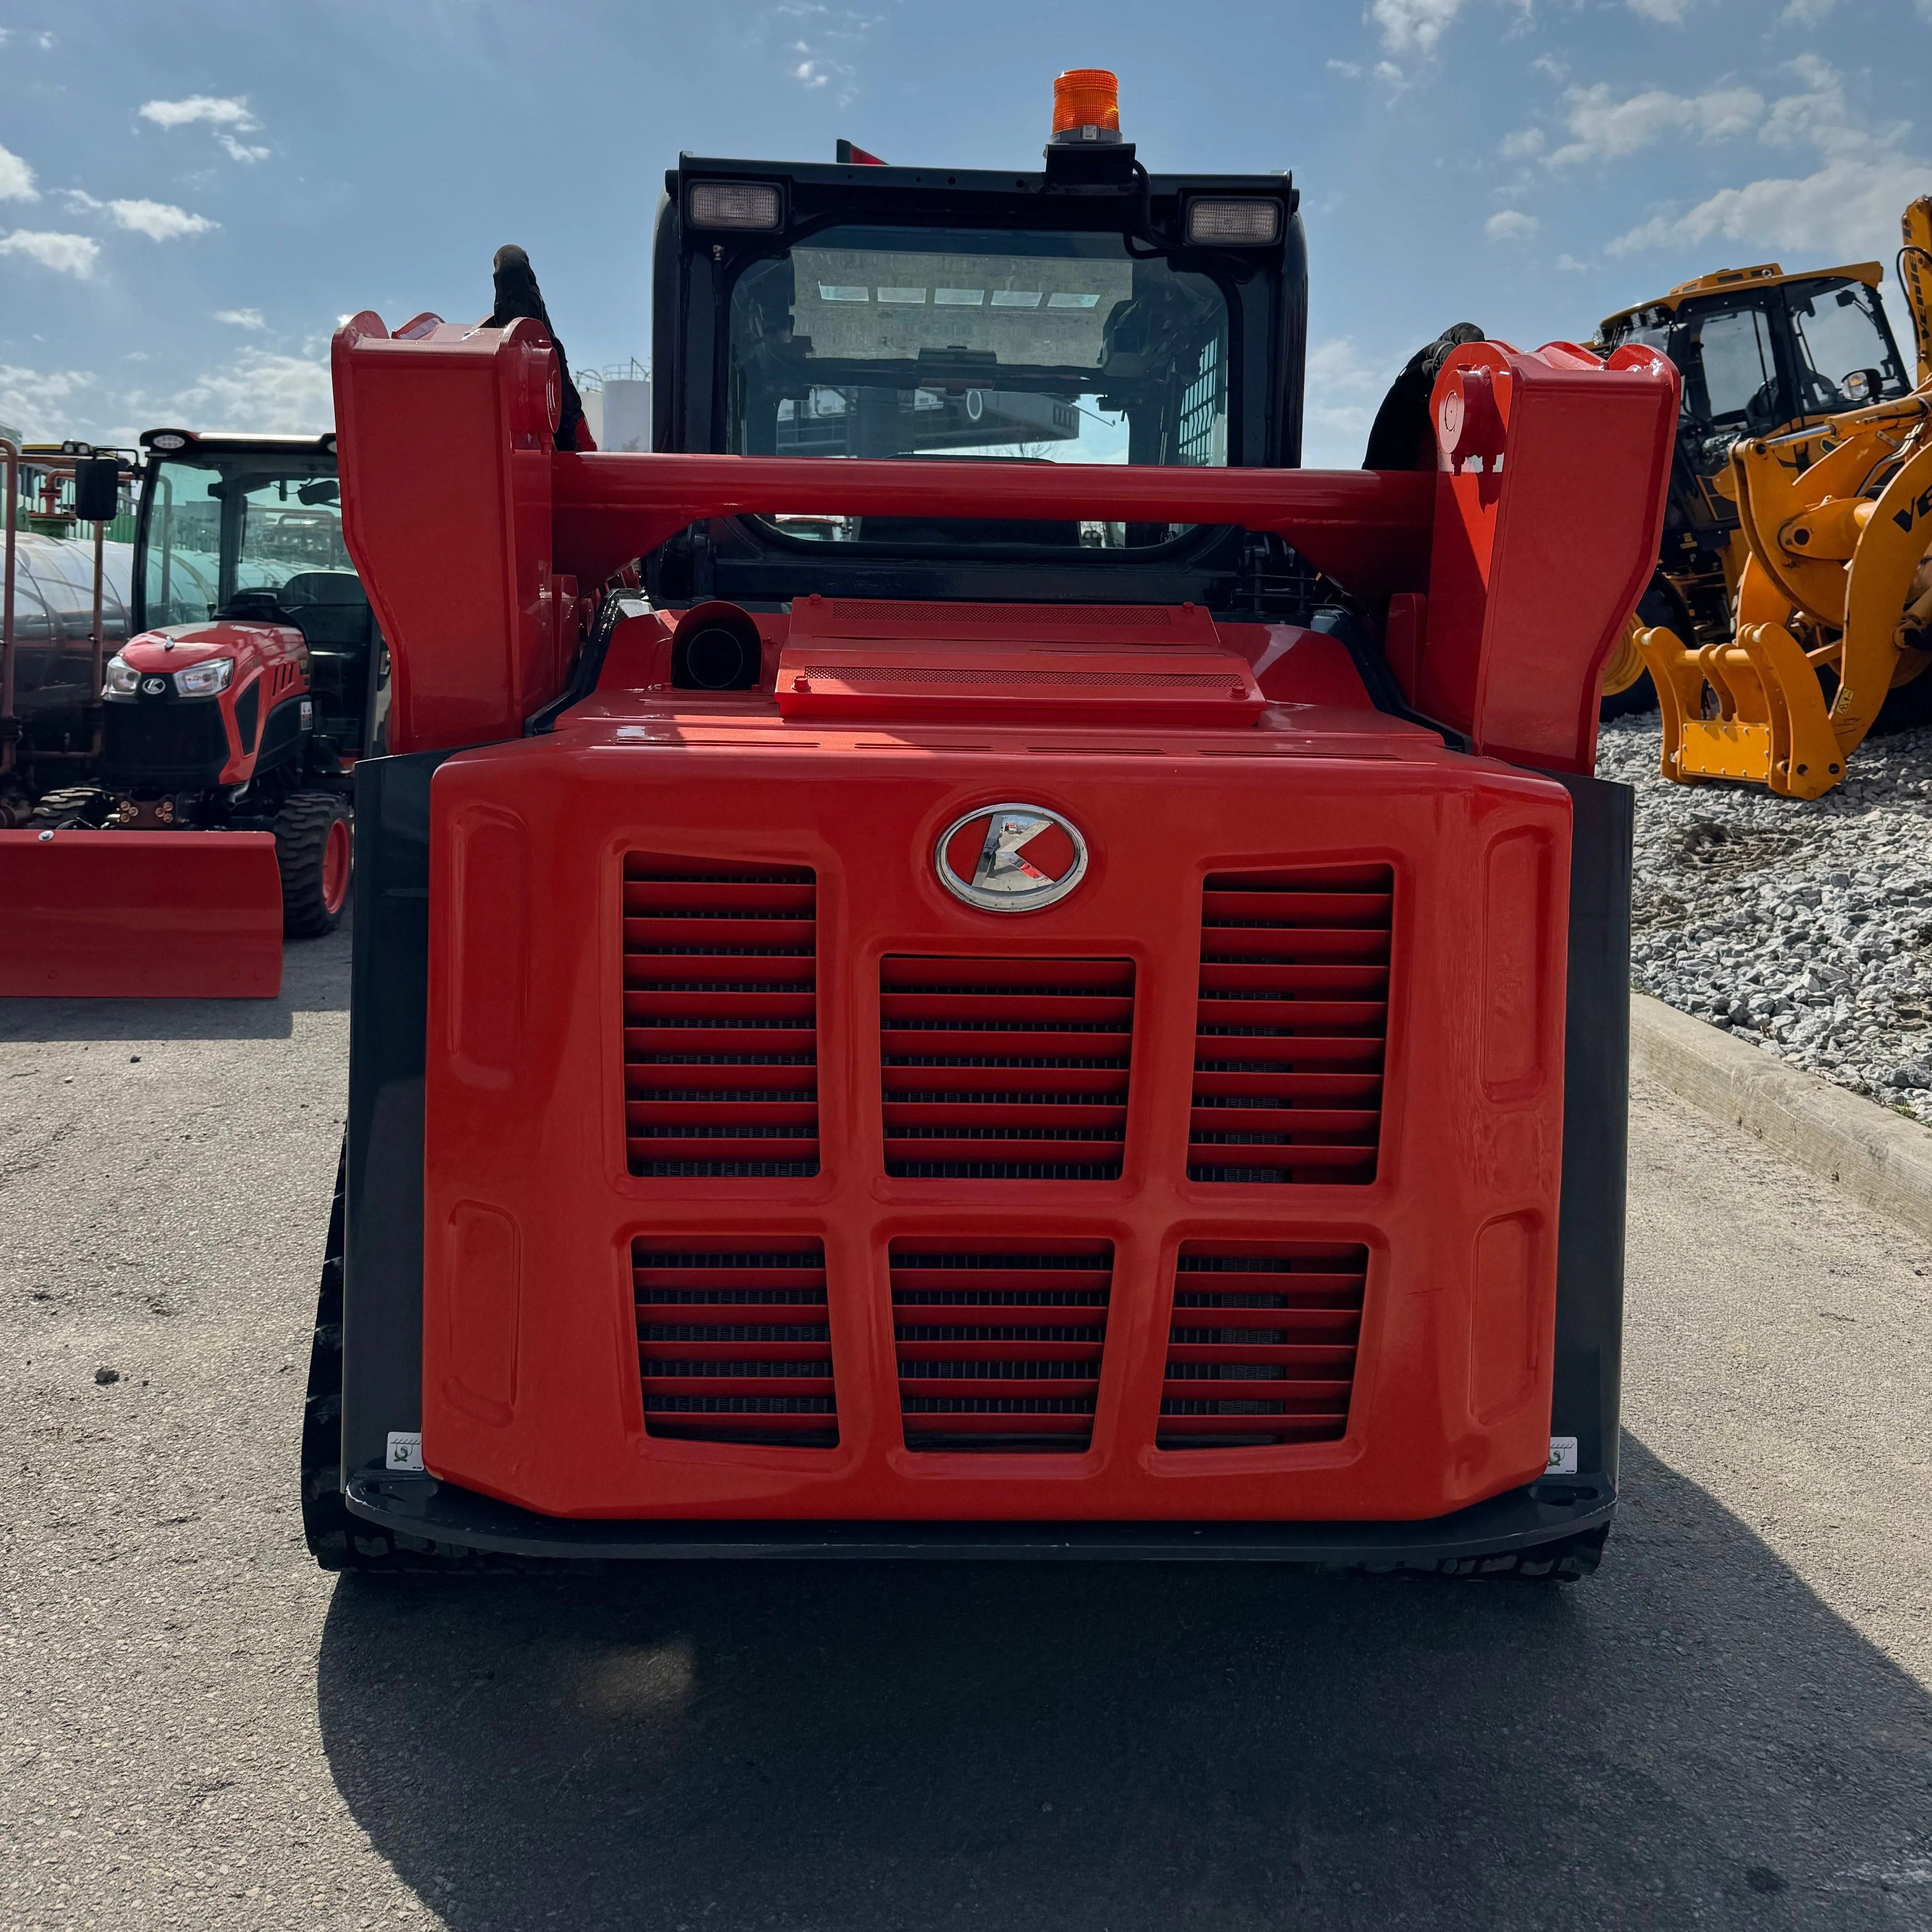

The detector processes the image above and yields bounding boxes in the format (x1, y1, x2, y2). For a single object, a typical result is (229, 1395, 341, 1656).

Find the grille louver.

(634, 1241, 836, 1446)
(1159, 1242, 1366, 1448)
(1189, 867, 1391, 1184)
(622, 858, 818, 1177)
(881, 957, 1133, 1179)
(891, 1241, 1113, 1451)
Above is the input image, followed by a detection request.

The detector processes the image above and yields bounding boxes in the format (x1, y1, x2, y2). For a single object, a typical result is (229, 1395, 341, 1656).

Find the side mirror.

(1842, 366, 1882, 404)
(72, 457, 120, 524)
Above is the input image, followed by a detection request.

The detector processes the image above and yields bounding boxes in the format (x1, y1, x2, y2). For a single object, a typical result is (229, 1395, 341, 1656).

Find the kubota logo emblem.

(142, 677, 167, 695)
(935, 803, 1087, 913)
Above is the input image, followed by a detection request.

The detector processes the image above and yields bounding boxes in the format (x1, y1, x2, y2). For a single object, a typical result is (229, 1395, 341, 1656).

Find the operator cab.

(650, 74, 1310, 617)
(1601, 263, 1909, 469)
(1596, 260, 1910, 639)
(134, 430, 383, 758)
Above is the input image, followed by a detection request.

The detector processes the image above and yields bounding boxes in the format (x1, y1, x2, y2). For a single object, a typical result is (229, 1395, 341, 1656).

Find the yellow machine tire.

(1602, 576, 1686, 720)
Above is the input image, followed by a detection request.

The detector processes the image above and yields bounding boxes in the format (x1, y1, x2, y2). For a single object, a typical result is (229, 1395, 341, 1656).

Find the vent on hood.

(891, 1240, 1113, 1452)
(881, 956, 1133, 1178)
(1189, 866, 1391, 1184)
(622, 857, 818, 1177)
(634, 1239, 837, 1447)
(1159, 1241, 1366, 1449)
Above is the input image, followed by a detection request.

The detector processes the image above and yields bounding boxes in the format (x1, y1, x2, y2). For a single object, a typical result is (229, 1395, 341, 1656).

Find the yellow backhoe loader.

(1593, 198, 1932, 796)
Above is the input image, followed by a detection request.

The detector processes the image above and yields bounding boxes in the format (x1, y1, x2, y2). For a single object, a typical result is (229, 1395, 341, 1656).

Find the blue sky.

(1, 0, 1927, 466)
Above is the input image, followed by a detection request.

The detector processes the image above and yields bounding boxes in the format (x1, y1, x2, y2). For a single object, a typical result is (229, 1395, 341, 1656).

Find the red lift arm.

(330, 314, 1676, 774)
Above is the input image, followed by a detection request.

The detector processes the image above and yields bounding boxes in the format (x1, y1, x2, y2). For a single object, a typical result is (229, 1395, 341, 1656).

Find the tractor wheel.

(29, 786, 108, 829)
(274, 790, 352, 939)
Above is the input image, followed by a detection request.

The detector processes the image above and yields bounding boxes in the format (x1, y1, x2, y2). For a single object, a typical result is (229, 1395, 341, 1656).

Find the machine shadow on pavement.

(0, 922, 350, 1044)
(316, 1436, 1932, 1932)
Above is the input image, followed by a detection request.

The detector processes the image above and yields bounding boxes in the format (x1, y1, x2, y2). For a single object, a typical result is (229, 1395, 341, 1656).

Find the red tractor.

(2, 431, 381, 996)
(303, 75, 1674, 1578)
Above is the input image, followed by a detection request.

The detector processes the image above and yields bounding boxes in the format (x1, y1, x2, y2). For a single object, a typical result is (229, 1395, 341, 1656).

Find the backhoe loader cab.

(308, 79, 1679, 1576)
(1598, 262, 1911, 640)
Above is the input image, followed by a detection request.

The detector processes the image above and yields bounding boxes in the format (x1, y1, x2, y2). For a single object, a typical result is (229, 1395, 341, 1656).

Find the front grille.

(633, 1240, 836, 1446)
(622, 858, 818, 1177)
(891, 1241, 1113, 1451)
(1158, 1242, 1366, 1448)
(1189, 867, 1391, 1184)
(880, 957, 1133, 1179)
(102, 692, 228, 786)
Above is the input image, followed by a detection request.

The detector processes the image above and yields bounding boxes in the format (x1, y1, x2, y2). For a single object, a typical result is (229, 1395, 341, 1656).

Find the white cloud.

(1302, 336, 1396, 467)
(1783, 0, 1839, 17)
(138, 95, 258, 131)
(216, 133, 270, 163)
(213, 307, 266, 330)
(1546, 83, 1764, 167)
(1485, 208, 1540, 242)
(0, 230, 99, 277)
(1501, 127, 1544, 159)
(1371, 0, 1470, 53)
(1327, 59, 1365, 78)
(0, 141, 36, 202)
(107, 199, 216, 242)
(1370, 0, 1674, 56)
(61, 188, 102, 211)
(1598, 57, 1931, 267)
(1757, 53, 1894, 156)
(0, 363, 93, 437)
(1607, 152, 1932, 263)
(1557, 252, 1591, 271)
(160, 348, 332, 433)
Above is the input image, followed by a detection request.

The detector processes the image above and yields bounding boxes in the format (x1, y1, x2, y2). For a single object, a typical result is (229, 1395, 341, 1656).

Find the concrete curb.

(1630, 992, 1932, 1246)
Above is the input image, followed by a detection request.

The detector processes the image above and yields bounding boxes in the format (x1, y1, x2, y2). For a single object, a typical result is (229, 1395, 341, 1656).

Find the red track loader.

(0, 431, 381, 998)
(303, 76, 1675, 1576)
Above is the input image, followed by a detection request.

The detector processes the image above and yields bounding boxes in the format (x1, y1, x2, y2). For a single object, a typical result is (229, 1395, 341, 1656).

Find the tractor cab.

(650, 118, 1312, 618)
(133, 430, 385, 762)
(1597, 261, 1911, 639)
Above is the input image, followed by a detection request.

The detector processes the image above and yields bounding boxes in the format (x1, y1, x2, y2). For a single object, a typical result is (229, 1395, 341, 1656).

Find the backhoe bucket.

(0, 829, 283, 998)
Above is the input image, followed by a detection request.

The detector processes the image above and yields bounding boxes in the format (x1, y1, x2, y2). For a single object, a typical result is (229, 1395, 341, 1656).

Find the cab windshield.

(142, 456, 352, 627)
(1783, 280, 1907, 413)
(727, 225, 1229, 547)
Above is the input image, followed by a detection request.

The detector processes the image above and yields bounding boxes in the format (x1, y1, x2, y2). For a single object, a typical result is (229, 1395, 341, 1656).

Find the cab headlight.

(174, 658, 234, 697)
(104, 655, 140, 696)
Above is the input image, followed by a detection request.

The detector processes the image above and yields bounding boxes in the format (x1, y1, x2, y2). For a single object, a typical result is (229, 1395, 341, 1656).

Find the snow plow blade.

(0, 830, 283, 999)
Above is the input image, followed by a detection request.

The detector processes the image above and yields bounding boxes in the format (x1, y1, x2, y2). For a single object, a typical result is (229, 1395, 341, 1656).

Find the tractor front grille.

(1188, 867, 1391, 1184)
(1158, 1242, 1366, 1448)
(101, 691, 228, 787)
(634, 1240, 837, 1446)
(622, 858, 818, 1177)
(891, 1241, 1114, 1451)
(880, 956, 1133, 1178)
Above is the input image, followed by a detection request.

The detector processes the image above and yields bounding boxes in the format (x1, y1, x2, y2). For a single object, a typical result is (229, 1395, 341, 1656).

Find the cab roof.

(138, 428, 336, 458)
(1599, 258, 1882, 336)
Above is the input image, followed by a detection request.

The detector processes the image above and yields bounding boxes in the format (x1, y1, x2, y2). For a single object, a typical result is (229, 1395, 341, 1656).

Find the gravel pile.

(1597, 715, 1932, 1122)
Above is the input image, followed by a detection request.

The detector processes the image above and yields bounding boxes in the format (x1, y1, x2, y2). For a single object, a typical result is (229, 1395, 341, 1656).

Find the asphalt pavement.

(4, 930, 1932, 1932)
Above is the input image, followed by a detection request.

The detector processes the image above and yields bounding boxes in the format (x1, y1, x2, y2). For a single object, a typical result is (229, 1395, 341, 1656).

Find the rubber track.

(299, 1141, 562, 1575)
(274, 790, 349, 939)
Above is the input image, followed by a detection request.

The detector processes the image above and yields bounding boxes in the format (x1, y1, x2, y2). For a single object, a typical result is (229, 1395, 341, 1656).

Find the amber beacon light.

(1051, 68, 1121, 143)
